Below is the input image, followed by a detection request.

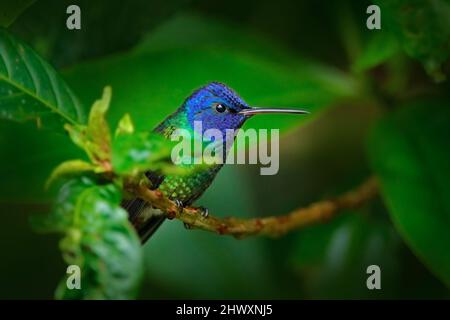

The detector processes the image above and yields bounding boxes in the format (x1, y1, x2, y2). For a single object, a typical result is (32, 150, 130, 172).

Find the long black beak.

(238, 107, 309, 116)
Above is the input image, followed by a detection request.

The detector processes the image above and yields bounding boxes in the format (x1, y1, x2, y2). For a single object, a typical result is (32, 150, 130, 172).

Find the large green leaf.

(0, 28, 85, 131)
(63, 14, 357, 135)
(134, 13, 302, 62)
(40, 177, 144, 299)
(64, 51, 353, 134)
(368, 100, 450, 287)
(0, 0, 35, 27)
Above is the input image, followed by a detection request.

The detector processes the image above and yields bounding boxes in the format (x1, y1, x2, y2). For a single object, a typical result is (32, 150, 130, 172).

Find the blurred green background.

(0, 0, 449, 299)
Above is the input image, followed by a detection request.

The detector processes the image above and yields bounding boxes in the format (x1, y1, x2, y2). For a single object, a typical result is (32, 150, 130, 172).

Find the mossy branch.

(126, 176, 379, 238)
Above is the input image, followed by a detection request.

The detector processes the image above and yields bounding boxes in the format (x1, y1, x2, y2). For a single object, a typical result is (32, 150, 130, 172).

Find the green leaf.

(134, 13, 298, 61)
(290, 213, 402, 298)
(43, 177, 143, 299)
(0, 87, 110, 203)
(0, 28, 85, 131)
(63, 14, 357, 134)
(65, 87, 112, 165)
(9, 0, 190, 67)
(85, 86, 112, 161)
(45, 159, 97, 189)
(115, 113, 134, 136)
(32, 176, 95, 233)
(353, 31, 400, 72)
(112, 132, 175, 176)
(289, 207, 448, 298)
(0, 0, 35, 27)
(368, 100, 450, 287)
(377, 0, 450, 82)
(139, 13, 358, 100)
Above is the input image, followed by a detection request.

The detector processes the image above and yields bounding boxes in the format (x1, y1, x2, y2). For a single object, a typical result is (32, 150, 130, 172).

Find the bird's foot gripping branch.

(36, 87, 379, 299)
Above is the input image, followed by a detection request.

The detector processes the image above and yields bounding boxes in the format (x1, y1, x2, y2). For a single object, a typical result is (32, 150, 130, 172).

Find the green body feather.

(154, 109, 223, 205)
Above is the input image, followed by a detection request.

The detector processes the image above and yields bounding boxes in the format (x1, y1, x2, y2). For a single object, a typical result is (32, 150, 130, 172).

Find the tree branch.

(126, 176, 379, 238)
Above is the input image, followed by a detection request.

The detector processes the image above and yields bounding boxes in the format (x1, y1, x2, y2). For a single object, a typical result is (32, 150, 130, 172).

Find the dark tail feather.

(122, 197, 165, 244)
(138, 215, 166, 243)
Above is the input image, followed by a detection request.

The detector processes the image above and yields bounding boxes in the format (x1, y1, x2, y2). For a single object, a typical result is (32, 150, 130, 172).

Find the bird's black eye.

(215, 103, 227, 113)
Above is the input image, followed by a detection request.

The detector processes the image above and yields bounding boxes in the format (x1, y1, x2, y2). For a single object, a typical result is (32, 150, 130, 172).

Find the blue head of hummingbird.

(182, 82, 308, 136)
(124, 82, 309, 243)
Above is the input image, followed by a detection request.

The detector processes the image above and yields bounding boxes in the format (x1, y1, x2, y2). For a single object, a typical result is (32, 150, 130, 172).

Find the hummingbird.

(123, 82, 308, 243)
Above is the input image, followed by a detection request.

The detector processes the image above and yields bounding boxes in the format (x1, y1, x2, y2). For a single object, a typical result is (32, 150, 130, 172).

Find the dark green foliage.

(0, 0, 35, 27)
(9, 0, 191, 67)
(0, 28, 85, 131)
(376, 0, 450, 81)
(0, 0, 449, 299)
(47, 178, 143, 299)
(368, 101, 450, 286)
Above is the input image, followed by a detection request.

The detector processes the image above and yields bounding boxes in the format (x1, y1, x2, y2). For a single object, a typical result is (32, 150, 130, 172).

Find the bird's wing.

(122, 122, 179, 243)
